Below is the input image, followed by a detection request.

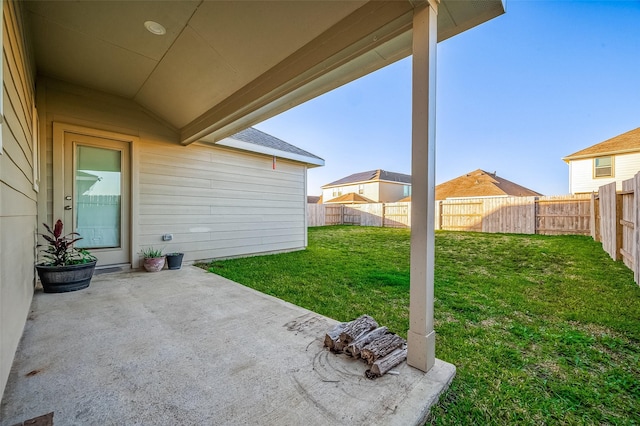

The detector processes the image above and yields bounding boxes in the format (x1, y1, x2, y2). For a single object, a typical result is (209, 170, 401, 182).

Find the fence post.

(382, 203, 386, 228)
(635, 173, 640, 285)
(590, 193, 596, 240)
(616, 193, 623, 261)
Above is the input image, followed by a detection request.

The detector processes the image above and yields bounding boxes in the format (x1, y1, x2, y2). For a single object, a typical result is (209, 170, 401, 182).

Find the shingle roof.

(435, 169, 542, 199)
(231, 127, 324, 161)
(307, 195, 321, 204)
(322, 169, 411, 188)
(325, 192, 374, 204)
(563, 127, 640, 161)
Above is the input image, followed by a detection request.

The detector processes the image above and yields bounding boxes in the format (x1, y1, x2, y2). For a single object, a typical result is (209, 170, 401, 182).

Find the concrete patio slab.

(1, 267, 455, 425)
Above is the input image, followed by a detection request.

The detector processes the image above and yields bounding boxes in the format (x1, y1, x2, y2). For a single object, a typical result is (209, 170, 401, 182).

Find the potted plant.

(36, 219, 97, 293)
(165, 252, 184, 270)
(141, 247, 165, 272)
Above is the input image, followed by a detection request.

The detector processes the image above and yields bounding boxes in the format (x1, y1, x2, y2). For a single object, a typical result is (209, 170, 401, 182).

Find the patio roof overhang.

(24, 0, 505, 375)
(25, 0, 504, 146)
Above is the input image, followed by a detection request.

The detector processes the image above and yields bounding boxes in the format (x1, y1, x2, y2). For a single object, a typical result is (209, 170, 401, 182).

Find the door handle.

(64, 205, 72, 210)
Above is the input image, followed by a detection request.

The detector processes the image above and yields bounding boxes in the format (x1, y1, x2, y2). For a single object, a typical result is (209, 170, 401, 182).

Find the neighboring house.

(434, 169, 542, 200)
(307, 195, 321, 204)
(563, 127, 640, 194)
(321, 170, 411, 203)
(1, 0, 504, 395)
(324, 193, 374, 204)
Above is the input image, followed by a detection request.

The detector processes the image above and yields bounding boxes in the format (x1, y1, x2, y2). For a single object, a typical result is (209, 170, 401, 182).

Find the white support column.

(407, 0, 438, 373)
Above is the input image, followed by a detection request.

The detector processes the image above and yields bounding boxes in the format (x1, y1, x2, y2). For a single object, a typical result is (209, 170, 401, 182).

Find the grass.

(198, 226, 640, 425)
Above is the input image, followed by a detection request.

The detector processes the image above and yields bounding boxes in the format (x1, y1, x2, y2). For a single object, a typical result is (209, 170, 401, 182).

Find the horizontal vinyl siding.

(614, 153, 640, 186)
(570, 153, 640, 193)
(40, 80, 308, 267)
(139, 143, 306, 261)
(1, 0, 36, 397)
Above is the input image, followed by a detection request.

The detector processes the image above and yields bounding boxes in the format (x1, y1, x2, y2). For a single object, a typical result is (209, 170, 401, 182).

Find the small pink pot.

(143, 256, 165, 272)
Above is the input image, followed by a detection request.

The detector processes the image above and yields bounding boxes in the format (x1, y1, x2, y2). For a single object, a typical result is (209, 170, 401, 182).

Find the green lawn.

(198, 226, 640, 425)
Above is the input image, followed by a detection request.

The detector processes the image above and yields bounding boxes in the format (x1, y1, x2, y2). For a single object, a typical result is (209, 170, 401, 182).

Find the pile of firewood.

(323, 315, 407, 378)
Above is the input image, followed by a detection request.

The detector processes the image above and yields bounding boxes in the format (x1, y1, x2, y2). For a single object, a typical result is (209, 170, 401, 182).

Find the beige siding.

(38, 79, 307, 267)
(570, 153, 640, 194)
(1, 0, 37, 396)
(321, 181, 409, 203)
(139, 143, 306, 261)
(378, 181, 409, 202)
(322, 182, 379, 202)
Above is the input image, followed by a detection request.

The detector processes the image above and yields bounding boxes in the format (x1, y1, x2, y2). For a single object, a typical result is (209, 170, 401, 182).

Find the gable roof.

(435, 169, 542, 200)
(322, 169, 411, 188)
(563, 127, 640, 162)
(325, 192, 374, 204)
(217, 127, 324, 167)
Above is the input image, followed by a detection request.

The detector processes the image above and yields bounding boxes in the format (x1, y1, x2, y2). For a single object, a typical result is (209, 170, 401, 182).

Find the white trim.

(31, 106, 39, 191)
(215, 137, 324, 167)
(52, 122, 140, 268)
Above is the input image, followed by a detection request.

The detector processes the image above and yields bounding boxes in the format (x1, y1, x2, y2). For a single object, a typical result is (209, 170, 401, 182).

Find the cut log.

(370, 347, 408, 377)
(324, 322, 347, 350)
(361, 334, 406, 365)
(345, 326, 389, 358)
(335, 315, 379, 352)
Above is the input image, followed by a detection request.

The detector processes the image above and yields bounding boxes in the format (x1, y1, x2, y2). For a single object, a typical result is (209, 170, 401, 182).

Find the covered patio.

(1, 268, 454, 425)
(2, 0, 505, 422)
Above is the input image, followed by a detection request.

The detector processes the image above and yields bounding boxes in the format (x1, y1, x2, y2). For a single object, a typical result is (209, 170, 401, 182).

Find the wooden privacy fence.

(308, 203, 410, 228)
(308, 195, 592, 235)
(594, 172, 640, 286)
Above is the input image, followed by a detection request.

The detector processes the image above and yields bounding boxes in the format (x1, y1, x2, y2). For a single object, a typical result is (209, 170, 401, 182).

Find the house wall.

(322, 182, 379, 202)
(321, 181, 410, 203)
(38, 78, 306, 267)
(570, 152, 640, 194)
(378, 181, 410, 202)
(1, 0, 37, 396)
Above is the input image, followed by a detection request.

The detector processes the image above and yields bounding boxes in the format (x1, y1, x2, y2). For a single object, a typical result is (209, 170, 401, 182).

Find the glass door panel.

(75, 145, 122, 249)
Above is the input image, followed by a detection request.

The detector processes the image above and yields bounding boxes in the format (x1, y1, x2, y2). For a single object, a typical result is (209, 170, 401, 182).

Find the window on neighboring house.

(358, 184, 364, 194)
(403, 185, 411, 197)
(594, 156, 613, 178)
(332, 188, 338, 197)
(337, 187, 343, 196)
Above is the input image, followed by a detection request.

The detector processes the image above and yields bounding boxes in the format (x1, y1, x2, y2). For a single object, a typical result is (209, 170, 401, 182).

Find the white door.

(63, 133, 131, 266)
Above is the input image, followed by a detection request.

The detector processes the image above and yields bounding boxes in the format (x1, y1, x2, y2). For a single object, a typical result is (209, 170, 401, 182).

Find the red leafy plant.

(39, 219, 96, 266)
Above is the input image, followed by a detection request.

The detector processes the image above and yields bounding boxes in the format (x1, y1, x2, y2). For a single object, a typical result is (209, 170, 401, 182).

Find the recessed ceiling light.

(144, 20, 166, 36)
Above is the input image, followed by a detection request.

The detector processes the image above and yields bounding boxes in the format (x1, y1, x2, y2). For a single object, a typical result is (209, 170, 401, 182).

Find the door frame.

(53, 122, 140, 268)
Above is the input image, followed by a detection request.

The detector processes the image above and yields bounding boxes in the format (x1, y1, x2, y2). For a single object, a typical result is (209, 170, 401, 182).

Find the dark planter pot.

(36, 260, 97, 293)
(166, 253, 184, 270)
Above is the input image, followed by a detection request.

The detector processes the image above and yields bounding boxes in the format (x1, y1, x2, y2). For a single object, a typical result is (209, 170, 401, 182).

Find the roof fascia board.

(322, 178, 411, 188)
(563, 148, 640, 162)
(181, 1, 415, 145)
(199, 30, 412, 147)
(438, 0, 505, 42)
(215, 137, 325, 167)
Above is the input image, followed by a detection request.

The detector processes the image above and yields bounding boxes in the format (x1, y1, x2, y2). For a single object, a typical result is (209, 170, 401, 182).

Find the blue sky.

(255, 1, 640, 196)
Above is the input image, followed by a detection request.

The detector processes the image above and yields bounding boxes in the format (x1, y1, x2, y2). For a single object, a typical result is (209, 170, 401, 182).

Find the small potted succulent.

(141, 247, 165, 272)
(36, 219, 97, 293)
